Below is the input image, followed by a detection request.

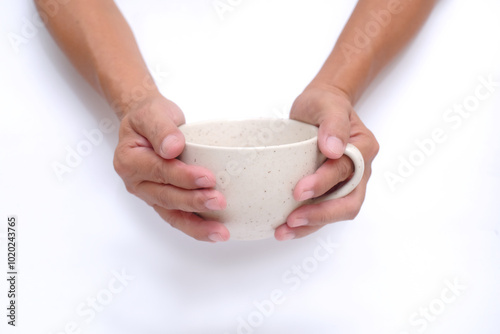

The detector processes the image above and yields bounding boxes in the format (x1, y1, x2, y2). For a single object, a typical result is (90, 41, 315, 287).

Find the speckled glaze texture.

(179, 119, 364, 241)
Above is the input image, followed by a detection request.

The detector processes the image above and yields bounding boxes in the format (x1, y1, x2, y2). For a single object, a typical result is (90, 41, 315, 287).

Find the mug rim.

(179, 118, 319, 151)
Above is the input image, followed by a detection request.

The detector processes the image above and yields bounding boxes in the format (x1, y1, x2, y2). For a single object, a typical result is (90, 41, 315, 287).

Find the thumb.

(128, 98, 186, 159)
(317, 109, 351, 160)
(158, 128, 185, 160)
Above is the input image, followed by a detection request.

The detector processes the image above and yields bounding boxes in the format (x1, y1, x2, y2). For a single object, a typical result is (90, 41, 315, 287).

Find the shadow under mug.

(179, 118, 364, 240)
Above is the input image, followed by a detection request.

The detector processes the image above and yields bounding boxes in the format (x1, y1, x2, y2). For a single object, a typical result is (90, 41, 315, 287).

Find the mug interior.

(180, 119, 318, 148)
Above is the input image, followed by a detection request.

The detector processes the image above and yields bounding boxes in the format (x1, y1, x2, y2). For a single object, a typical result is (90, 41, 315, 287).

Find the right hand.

(113, 94, 229, 242)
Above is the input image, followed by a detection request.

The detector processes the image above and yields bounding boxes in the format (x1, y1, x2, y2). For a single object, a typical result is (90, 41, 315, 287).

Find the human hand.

(275, 85, 379, 241)
(113, 94, 229, 242)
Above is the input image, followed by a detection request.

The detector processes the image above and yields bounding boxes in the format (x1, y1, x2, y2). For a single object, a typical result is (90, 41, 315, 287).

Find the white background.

(1, 0, 499, 333)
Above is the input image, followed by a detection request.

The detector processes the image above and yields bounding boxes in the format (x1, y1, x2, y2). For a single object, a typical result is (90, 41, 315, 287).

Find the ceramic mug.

(179, 118, 364, 240)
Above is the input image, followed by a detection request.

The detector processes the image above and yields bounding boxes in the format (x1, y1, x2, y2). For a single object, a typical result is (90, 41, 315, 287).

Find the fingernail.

(208, 233, 225, 243)
(289, 218, 308, 228)
(280, 232, 296, 241)
(205, 198, 222, 210)
(195, 176, 212, 188)
(326, 136, 344, 157)
(161, 135, 179, 158)
(299, 190, 314, 201)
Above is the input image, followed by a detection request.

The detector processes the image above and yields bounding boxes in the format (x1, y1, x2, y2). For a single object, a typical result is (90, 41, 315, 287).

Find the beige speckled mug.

(179, 118, 364, 240)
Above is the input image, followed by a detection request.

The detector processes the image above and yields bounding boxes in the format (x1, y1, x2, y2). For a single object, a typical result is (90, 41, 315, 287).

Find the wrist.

(306, 78, 355, 106)
(95, 62, 161, 119)
(308, 37, 375, 106)
(119, 93, 186, 129)
(108, 83, 162, 119)
(304, 81, 354, 107)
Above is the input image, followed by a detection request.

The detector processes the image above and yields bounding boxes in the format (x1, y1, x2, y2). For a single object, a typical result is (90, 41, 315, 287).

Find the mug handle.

(311, 143, 365, 202)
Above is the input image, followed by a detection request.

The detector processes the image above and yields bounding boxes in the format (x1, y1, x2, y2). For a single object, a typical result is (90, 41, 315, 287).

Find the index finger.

(115, 144, 216, 189)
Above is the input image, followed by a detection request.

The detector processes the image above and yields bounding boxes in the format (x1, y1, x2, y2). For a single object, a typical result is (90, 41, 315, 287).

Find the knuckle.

(318, 210, 334, 225)
(314, 203, 335, 225)
(113, 149, 134, 179)
(189, 191, 208, 211)
(152, 160, 168, 184)
(346, 207, 360, 220)
(167, 159, 191, 186)
(112, 150, 124, 175)
(366, 131, 380, 159)
(345, 199, 363, 220)
(168, 218, 181, 231)
(191, 231, 207, 242)
(163, 189, 206, 212)
(157, 187, 174, 209)
(113, 156, 123, 176)
(335, 158, 353, 182)
(153, 205, 175, 228)
(160, 209, 182, 231)
(165, 211, 206, 242)
(124, 183, 136, 195)
(370, 135, 380, 158)
(177, 212, 205, 241)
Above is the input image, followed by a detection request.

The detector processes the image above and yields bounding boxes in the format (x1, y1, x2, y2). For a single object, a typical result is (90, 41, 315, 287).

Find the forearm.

(35, 0, 158, 117)
(311, 0, 437, 104)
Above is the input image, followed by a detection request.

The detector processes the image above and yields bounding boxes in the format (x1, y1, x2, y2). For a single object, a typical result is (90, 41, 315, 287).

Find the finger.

(274, 223, 323, 241)
(135, 182, 226, 212)
(317, 111, 351, 159)
(127, 99, 186, 159)
(293, 155, 354, 201)
(290, 89, 353, 159)
(348, 112, 380, 164)
(287, 175, 368, 229)
(115, 144, 216, 189)
(154, 206, 230, 242)
(292, 107, 350, 159)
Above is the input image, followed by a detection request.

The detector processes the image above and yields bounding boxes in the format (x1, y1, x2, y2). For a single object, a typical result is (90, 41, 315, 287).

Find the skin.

(35, 0, 437, 242)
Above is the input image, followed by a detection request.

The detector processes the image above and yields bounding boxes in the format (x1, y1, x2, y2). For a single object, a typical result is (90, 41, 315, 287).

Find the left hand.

(275, 85, 379, 241)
